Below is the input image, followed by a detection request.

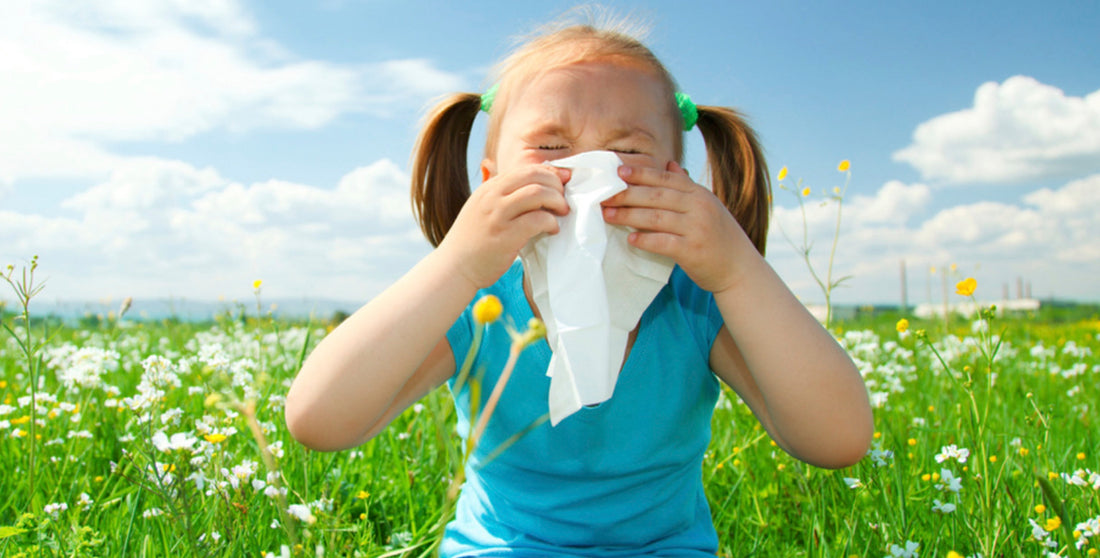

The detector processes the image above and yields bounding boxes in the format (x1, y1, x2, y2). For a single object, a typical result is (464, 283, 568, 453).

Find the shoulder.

(658, 266, 724, 353)
(667, 266, 717, 314)
(446, 260, 526, 354)
(486, 259, 525, 301)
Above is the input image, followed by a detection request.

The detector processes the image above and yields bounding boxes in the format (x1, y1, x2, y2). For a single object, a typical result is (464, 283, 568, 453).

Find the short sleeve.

(668, 267, 725, 357)
(446, 304, 475, 380)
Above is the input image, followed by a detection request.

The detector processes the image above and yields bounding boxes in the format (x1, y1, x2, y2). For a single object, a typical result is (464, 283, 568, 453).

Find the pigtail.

(695, 105, 771, 256)
(410, 93, 482, 247)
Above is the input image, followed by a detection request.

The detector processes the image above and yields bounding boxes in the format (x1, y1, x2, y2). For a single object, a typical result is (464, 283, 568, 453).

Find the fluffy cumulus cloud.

(0, 158, 430, 301)
(0, 1, 464, 182)
(893, 76, 1100, 184)
(768, 174, 1100, 303)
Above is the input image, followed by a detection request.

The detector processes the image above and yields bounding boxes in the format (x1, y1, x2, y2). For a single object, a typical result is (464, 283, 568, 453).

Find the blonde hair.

(411, 14, 771, 255)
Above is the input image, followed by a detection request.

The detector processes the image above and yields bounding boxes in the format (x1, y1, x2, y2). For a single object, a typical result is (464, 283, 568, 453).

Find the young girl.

(286, 17, 873, 557)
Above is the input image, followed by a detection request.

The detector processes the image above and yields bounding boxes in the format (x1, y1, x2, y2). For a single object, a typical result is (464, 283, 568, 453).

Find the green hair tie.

(676, 92, 698, 131)
(482, 84, 697, 131)
(480, 83, 499, 113)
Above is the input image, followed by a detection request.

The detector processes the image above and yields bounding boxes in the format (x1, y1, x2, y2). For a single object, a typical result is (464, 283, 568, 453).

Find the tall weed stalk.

(2, 256, 48, 508)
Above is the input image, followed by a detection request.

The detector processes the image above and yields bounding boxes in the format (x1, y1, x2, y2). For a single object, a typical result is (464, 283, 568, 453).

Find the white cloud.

(771, 181, 930, 244)
(768, 174, 1100, 303)
(892, 76, 1100, 184)
(848, 181, 931, 225)
(1, 158, 430, 301)
(0, 1, 465, 182)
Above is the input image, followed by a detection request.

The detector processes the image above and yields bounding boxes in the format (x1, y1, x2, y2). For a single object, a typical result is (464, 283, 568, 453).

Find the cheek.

(618, 153, 661, 169)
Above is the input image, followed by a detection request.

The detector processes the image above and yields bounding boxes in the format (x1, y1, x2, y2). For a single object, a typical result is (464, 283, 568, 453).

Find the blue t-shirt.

(443, 260, 724, 557)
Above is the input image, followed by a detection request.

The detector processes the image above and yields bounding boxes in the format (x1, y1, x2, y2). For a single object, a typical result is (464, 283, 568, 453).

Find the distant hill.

(20, 297, 359, 324)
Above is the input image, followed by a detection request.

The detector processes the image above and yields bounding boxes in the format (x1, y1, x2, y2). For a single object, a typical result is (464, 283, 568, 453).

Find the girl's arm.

(706, 257, 873, 469)
(285, 164, 570, 451)
(602, 162, 873, 469)
(285, 249, 472, 451)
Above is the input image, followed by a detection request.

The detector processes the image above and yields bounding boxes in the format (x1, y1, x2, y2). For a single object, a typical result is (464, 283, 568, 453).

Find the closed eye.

(610, 148, 642, 155)
(538, 145, 568, 150)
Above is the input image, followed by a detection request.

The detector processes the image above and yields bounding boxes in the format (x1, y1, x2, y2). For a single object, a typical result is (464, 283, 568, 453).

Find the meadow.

(2, 266, 1099, 557)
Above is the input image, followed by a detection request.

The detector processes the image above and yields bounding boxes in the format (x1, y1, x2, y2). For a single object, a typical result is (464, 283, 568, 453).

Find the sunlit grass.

(2, 268, 1098, 557)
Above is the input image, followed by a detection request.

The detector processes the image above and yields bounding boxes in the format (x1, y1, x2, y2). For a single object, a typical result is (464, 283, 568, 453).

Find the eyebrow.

(521, 122, 658, 145)
(603, 126, 657, 144)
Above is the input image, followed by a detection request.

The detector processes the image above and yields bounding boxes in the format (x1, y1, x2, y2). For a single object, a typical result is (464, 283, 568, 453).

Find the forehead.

(504, 61, 675, 130)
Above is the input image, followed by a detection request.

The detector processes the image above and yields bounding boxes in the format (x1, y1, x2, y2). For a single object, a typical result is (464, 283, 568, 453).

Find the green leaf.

(0, 526, 28, 539)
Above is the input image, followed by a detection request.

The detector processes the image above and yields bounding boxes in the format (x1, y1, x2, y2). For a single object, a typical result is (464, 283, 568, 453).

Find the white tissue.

(519, 151, 675, 425)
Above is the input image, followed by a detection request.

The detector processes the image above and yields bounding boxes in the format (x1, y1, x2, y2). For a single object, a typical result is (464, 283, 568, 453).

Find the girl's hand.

(439, 164, 571, 289)
(601, 161, 753, 295)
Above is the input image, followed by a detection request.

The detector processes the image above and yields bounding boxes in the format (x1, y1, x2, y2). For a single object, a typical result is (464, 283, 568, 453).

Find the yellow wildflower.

(252, 279, 262, 291)
(896, 318, 909, 333)
(1018, 447, 1029, 457)
(1035, 504, 1046, 514)
(955, 277, 977, 296)
(947, 552, 963, 558)
(777, 166, 788, 181)
(473, 295, 503, 325)
(0, 380, 7, 389)
(514, 317, 547, 349)
(800, 187, 811, 197)
(11, 415, 30, 425)
(837, 160, 850, 172)
(1045, 516, 1062, 531)
(989, 455, 997, 463)
(921, 473, 931, 481)
(1078, 452, 1087, 460)
(907, 438, 917, 446)
(204, 433, 228, 444)
(356, 490, 369, 499)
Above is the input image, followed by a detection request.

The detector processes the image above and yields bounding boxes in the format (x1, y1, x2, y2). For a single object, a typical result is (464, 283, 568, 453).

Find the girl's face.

(483, 60, 678, 177)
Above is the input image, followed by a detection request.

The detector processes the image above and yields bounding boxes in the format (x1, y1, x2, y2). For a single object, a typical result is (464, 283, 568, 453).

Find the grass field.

(1, 282, 1098, 557)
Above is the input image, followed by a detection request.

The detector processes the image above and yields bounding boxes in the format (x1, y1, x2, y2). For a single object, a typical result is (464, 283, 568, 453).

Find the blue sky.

(2, 1, 1099, 312)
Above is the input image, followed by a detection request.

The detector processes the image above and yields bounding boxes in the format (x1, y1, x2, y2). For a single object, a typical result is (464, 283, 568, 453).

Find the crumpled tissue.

(519, 150, 675, 425)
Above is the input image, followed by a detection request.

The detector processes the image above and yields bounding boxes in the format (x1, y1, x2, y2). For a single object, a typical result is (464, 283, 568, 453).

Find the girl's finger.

(618, 164, 696, 192)
(624, 230, 683, 259)
(495, 165, 568, 196)
(502, 182, 570, 218)
(601, 184, 688, 212)
(603, 205, 688, 235)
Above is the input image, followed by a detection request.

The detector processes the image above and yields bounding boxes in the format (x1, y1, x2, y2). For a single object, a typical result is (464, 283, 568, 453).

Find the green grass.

(1, 304, 1098, 557)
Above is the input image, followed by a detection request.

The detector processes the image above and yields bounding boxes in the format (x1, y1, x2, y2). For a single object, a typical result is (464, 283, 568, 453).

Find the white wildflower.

(151, 431, 198, 453)
(885, 540, 919, 557)
(44, 502, 68, 519)
(931, 499, 956, 513)
(935, 444, 970, 463)
(1075, 515, 1100, 551)
(287, 504, 316, 524)
(936, 468, 963, 493)
(868, 445, 894, 467)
